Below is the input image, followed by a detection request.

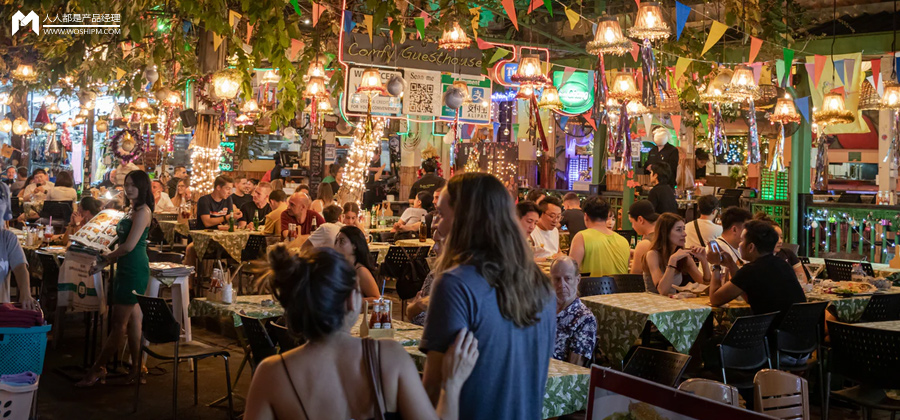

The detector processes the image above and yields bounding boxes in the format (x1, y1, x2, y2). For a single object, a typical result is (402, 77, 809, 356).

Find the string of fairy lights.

(341, 115, 386, 205)
(190, 146, 223, 196)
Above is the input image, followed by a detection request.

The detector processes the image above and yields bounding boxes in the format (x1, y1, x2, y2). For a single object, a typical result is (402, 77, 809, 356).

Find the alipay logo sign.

(12, 11, 40, 35)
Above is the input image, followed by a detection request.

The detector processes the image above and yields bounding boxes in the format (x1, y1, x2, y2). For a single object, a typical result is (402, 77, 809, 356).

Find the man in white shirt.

(304, 204, 344, 249)
(685, 195, 723, 249)
(714, 206, 752, 277)
(151, 180, 176, 213)
(530, 196, 564, 261)
(19, 169, 54, 201)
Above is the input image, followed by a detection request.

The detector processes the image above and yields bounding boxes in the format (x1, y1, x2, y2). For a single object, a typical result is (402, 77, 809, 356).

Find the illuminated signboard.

(552, 71, 594, 114)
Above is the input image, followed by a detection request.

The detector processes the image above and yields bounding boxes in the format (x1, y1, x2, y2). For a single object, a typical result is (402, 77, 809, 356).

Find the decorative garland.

(110, 129, 145, 163)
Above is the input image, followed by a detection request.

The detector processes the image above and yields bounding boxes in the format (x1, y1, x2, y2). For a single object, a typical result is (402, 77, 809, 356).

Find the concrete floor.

(33, 299, 894, 420)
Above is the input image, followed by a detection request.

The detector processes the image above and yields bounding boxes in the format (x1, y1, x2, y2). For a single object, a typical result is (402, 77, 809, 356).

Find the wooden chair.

(678, 378, 740, 406)
(753, 369, 810, 420)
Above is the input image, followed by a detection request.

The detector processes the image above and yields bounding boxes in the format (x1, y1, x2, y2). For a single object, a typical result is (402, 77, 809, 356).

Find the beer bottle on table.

(251, 210, 260, 231)
(418, 222, 427, 242)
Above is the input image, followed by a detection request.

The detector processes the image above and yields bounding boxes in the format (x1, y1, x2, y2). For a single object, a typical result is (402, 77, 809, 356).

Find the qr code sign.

(408, 82, 434, 114)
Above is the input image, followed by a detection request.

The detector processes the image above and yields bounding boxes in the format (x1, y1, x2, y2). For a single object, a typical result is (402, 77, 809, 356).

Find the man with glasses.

(530, 196, 565, 261)
(685, 194, 722, 249)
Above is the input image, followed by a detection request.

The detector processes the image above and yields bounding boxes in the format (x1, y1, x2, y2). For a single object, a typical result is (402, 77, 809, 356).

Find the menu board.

(69, 209, 125, 251)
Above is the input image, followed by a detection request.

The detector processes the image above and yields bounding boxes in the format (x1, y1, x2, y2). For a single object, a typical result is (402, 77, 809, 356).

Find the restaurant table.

(681, 296, 752, 328)
(349, 315, 423, 347)
(189, 230, 265, 262)
(806, 257, 900, 279)
(158, 220, 190, 244)
(189, 294, 284, 327)
(368, 242, 391, 264)
(854, 320, 900, 332)
(581, 293, 712, 366)
(806, 286, 900, 322)
(403, 347, 589, 419)
(395, 238, 435, 247)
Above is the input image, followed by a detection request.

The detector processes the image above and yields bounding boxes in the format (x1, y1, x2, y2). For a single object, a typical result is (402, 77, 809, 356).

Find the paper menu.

(70, 209, 125, 251)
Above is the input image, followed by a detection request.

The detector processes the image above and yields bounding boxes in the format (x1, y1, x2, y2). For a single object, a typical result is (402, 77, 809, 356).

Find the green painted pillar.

(593, 122, 607, 189)
(787, 87, 812, 244)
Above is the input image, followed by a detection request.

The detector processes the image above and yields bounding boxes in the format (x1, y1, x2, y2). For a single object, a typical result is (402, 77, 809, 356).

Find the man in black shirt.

(408, 159, 445, 204)
(694, 149, 710, 181)
(196, 175, 237, 229)
(559, 192, 586, 237)
(238, 182, 273, 230)
(645, 127, 679, 186)
(708, 220, 806, 324)
(647, 162, 679, 215)
(230, 176, 253, 210)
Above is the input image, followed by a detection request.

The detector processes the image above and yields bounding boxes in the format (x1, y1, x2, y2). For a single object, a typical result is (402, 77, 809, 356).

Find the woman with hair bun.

(243, 246, 479, 420)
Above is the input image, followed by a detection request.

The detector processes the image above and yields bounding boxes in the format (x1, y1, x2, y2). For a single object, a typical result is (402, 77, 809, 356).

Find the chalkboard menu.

(172, 134, 191, 168)
(308, 143, 325, 196)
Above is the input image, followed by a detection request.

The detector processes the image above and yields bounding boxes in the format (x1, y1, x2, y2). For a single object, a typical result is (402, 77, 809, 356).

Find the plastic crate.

(0, 382, 38, 420)
(0, 325, 52, 376)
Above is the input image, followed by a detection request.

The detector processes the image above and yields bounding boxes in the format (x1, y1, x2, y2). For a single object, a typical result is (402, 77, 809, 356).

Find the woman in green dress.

(77, 170, 154, 387)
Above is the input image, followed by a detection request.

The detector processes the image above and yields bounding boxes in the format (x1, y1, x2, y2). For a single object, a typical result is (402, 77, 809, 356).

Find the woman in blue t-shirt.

(420, 173, 556, 420)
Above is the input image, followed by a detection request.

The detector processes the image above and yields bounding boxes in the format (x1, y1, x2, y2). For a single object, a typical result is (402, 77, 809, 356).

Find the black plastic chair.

(718, 312, 778, 388)
(134, 293, 234, 419)
(824, 258, 874, 281)
(238, 314, 277, 372)
(578, 277, 618, 297)
(610, 274, 646, 293)
(623, 347, 691, 387)
(824, 321, 900, 420)
(380, 246, 430, 319)
(39, 200, 73, 231)
(773, 301, 829, 405)
(240, 234, 269, 263)
(858, 294, 900, 323)
(268, 320, 304, 352)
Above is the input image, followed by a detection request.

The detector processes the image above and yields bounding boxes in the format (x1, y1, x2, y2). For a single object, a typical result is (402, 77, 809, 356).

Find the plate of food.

(822, 281, 877, 296)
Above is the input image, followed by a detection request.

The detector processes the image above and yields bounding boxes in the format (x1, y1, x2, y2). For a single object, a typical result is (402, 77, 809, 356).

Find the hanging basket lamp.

(814, 92, 855, 126)
(211, 68, 242, 100)
(356, 68, 387, 96)
(11, 64, 37, 83)
(699, 69, 734, 104)
(627, 2, 671, 41)
(768, 95, 801, 124)
(725, 65, 760, 102)
(12, 117, 30, 135)
(510, 55, 551, 89)
(881, 81, 900, 110)
(538, 86, 563, 110)
(587, 17, 631, 56)
(438, 22, 471, 51)
(304, 76, 330, 100)
(608, 72, 641, 102)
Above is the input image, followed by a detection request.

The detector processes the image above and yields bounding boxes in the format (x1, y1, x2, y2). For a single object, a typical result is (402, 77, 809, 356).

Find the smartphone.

(709, 241, 721, 253)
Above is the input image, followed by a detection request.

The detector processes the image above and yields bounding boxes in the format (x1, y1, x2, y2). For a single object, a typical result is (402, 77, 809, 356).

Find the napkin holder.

(360, 300, 394, 339)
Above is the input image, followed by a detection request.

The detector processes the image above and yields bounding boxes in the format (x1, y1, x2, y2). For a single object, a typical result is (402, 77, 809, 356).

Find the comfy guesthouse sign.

(342, 33, 483, 76)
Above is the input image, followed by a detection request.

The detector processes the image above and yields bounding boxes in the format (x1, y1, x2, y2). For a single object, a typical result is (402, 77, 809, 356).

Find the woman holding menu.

(77, 170, 154, 387)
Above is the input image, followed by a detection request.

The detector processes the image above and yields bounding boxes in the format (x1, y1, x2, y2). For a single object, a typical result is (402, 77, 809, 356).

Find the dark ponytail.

(268, 245, 358, 341)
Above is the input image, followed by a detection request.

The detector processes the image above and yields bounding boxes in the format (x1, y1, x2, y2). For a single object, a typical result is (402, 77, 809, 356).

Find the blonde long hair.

(436, 173, 552, 327)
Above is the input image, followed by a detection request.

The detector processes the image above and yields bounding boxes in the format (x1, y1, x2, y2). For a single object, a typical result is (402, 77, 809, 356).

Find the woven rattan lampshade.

(650, 88, 681, 113)
(858, 79, 881, 111)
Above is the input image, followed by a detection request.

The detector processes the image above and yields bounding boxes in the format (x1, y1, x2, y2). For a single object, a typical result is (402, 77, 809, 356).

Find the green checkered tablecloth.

(682, 296, 753, 330)
(190, 230, 259, 262)
(159, 221, 190, 245)
(189, 295, 284, 327)
(806, 287, 900, 322)
(581, 293, 712, 366)
(403, 349, 588, 419)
